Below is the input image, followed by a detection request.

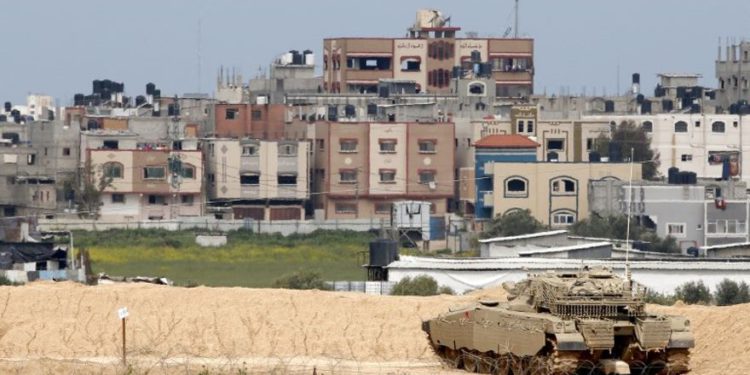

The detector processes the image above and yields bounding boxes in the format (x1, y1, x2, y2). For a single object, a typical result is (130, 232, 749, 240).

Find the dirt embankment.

(0, 282, 743, 374)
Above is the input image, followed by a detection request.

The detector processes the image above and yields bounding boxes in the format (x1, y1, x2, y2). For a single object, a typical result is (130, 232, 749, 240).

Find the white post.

(625, 148, 634, 285)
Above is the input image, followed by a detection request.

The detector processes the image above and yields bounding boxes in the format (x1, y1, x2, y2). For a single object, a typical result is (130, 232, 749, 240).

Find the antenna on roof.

(624, 147, 634, 287)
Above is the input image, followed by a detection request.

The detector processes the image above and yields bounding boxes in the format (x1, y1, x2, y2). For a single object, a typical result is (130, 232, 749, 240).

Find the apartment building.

(323, 10, 533, 97)
(590, 178, 749, 251)
(483, 161, 638, 227)
(715, 40, 750, 109)
(211, 103, 289, 139)
(311, 121, 455, 219)
(204, 139, 309, 220)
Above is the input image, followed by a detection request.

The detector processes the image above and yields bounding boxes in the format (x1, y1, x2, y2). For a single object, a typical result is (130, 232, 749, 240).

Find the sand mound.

(0, 282, 744, 374)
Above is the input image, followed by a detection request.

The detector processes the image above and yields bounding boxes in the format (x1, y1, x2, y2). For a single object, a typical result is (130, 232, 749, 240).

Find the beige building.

(484, 162, 640, 226)
(204, 139, 309, 220)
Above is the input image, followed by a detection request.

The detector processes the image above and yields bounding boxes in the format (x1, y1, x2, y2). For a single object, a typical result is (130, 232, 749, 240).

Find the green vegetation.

(714, 279, 750, 306)
(272, 270, 329, 290)
(481, 209, 545, 239)
(570, 214, 680, 253)
(674, 280, 712, 305)
(595, 120, 659, 179)
(390, 275, 453, 296)
(77, 229, 375, 288)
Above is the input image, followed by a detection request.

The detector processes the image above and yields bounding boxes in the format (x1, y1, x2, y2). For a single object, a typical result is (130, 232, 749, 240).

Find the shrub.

(714, 279, 750, 306)
(643, 289, 677, 305)
(674, 280, 711, 305)
(0, 275, 20, 286)
(391, 275, 439, 296)
(272, 270, 328, 290)
(438, 286, 455, 295)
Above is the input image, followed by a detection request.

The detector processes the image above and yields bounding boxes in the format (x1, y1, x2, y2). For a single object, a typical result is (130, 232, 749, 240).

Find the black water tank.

(636, 94, 644, 104)
(92, 80, 102, 94)
(480, 63, 492, 77)
(470, 50, 481, 63)
(3, 102, 10, 112)
(0, 115, 6, 122)
(327, 105, 338, 121)
(378, 85, 390, 98)
(74, 94, 84, 106)
(690, 104, 701, 113)
(367, 103, 377, 115)
(369, 239, 398, 266)
(153, 89, 161, 99)
(662, 99, 673, 112)
(677, 171, 690, 184)
(604, 100, 615, 113)
(608, 142, 622, 162)
(687, 172, 697, 184)
(146, 83, 156, 95)
(691, 86, 703, 97)
(632, 73, 640, 84)
(641, 100, 652, 114)
(589, 151, 601, 162)
(676, 87, 687, 98)
(654, 85, 666, 97)
(681, 96, 693, 109)
(135, 95, 146, 106)
(668, 167, 679, 184)
(344, 104, 356, 117)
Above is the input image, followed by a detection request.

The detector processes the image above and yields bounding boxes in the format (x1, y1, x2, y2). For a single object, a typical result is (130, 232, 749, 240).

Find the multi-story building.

(204, 139, 309, 220)
(483, 161, 638, 227)
(323, 9, 533, 97)
(715, 40, 750, 110)
(590, 178, 749, 252)
(311, 121, 455, 219)
(211, 103, 290, 139)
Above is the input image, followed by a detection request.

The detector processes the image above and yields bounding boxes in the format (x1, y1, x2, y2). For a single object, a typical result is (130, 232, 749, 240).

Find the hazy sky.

(3, 0, 749, 104)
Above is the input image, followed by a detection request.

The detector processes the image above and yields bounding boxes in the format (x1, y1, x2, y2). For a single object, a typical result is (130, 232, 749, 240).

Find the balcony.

(240, 156, 260, 172)
(346, 70, 392, 83)
(491, 71, 533, 83)
(277, 157, 299, 174)
(240, 185, 261, 198)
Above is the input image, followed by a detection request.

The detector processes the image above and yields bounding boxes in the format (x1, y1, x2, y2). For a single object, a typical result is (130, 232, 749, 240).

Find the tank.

(422, 267, 693, 374)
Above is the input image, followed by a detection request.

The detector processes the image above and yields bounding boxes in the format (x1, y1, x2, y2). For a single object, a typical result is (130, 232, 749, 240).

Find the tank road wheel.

(476, 355, 494, 374)
(664, 348, 690, 374)
(462, 350, 479, 373)
(509, 356, 524, 375)
(493, 355, 511, 375)
(629, 360, 648, 375)
(443, 347, 462, 369)
(644, 360, 667, 375)
(527, 356, 551, 375)
(575, 360, 597, 375)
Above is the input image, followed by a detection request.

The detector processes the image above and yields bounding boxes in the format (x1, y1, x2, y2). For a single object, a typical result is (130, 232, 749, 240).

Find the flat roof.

(387, 255, 750, 271)
(517, 242, 611, 256)
(700, 242, 750, 251)
(478, 230, 568, 244)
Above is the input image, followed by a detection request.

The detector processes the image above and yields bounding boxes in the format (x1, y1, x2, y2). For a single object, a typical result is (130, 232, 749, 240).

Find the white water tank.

(305, 52, 315, 66)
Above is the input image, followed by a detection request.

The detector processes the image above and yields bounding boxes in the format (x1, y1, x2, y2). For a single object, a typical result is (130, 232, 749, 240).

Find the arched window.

(551, 210, 576, 226)
(712, 121, 726, 133)
(279, 143, 297, 156)
(551, 177, 577, 194)
(674, 121, 688, 133)
(103, 162, 123, 179)
(468, 81, 486, 96)
(642, 121, 653, 133)
(504, 177, 528, 198)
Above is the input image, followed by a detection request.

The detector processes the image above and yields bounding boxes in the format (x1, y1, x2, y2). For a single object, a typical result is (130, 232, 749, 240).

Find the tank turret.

(422, 267, 693, 374)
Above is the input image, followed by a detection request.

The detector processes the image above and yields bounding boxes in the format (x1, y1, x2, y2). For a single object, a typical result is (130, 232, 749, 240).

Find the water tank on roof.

(632, 73, 640, 84)
(604, 100, 615, 113)
(641, 100, 652, 114)
(146, 83, 156, 95)
(153, 89, 161, 99)
(690, 104, 701, 114)
(662, 99, 673, 112)
(344, 104, 356, 118)
(654, 85, 666, 97)
(327, 105, 338, 121)
(589, 151, 601, 162)
(676, 87, 687, 98)
(3, 102, 10, 112)
(608, 142, 622, 162)
(0, 115, 6, 122)
(480, 63, 492, 77)
(74, 94, 84, 106)
(367, 103, 378, 116)
(135, 95, 146, 107)
(636, 94, 644, 104)
(452, 66, 462, 78)
(691, 86, 703, 97)
(470, 50, 481, 63)
(303, 50, 314, 65)
(92, 80, 102, 94)
(290, 50, 303, 65)
(379, 86, 390, 98)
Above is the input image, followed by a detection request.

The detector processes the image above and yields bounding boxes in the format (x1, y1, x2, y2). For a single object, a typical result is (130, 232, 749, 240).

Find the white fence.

(38, 217, 390, 236)
(325, 281, 396, 295)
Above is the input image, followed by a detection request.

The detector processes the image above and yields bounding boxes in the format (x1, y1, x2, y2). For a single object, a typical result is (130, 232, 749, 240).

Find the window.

(316, 139, 325, 151)
(505, 177, 528, 197)
(517, 120, 525, 133)
(278, 174, 297, 185)
(339, 169, 357, 184)
(339, 139, 358, 153)
(181, 195, 194, 206)
(104, 163, 123, 179)
(468, 82, 486, 96)
(375, 202, 392, 214)
(279, 144, 297, 156)
(225, 108, 239, 120)
(111, 194, 125, 204)
(379, 169, 396, 183)
(379, 139, 396, 153)
(419, 170, 436, 184)
(27, 154, 36, 165)
(552, 178, 576, 194)
(695, 121, 701, 128)
(251, 110, 262, 120)
(181, 165, 195, 179)
(547, 139, 564, 151)
(143, 166, 166, 179)
(62, 148, 71, 156)
(240, 174, 260, 185)
(148, 195, 166, 205)
(418, 140, 436, 153)
(586, 138, 594, 151)
(103, 140, 119, 149)
(400, 57, 421, 72)
(707, 220, 747, 234)
(712, 121, 726, 133)
(667, 223, 686, 237)
(681, 154, 693, 162)
(335, 203, 357, 214)
(552, 211, 576, 225)
(674, 121, 688, 133)
(642, 121, 653, 132)
(527, 120, 534, 133)
(242, 145, 258, 156)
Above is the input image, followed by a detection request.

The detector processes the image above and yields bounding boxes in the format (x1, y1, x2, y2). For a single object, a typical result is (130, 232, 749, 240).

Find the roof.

(478, 230, 568, 244)
(387, 255, 750, 271)
(517, 242, 612, 256)
(700, 242, 750, 251)
(0, 242, 66, 269)
(474, 134, 539, 149)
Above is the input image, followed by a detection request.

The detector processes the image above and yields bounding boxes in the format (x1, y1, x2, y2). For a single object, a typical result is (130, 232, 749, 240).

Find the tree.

(570, 214, 680, 254)
(391, 275, 440, 296)
(596, 121, 660, 180)
(482, 209, 545, 239)
(272, 270, 328, 290)
(714, 279, 750, 306)
(674, 281, 711, 305)
(76, 159, 112, 219)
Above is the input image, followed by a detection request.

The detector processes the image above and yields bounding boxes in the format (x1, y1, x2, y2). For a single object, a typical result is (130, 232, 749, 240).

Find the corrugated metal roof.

(517, 242, 611, 256)
(478, 230, 568, 244)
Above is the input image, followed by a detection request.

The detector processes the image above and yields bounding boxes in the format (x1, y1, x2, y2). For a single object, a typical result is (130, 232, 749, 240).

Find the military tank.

(422, 267, 693, 374)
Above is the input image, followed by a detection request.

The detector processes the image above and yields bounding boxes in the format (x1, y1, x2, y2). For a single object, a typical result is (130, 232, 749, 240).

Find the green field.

(75, 229, 375, 287)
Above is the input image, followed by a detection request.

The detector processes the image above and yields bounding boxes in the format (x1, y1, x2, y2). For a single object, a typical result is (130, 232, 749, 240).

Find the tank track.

(428, 340, 690, 375)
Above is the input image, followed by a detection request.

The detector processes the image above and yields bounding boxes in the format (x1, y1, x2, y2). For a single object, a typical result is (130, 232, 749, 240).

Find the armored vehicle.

(422, 267, 693, 374)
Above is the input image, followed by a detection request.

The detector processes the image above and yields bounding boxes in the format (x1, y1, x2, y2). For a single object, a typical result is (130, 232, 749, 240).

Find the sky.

(3, 0, 750, 105)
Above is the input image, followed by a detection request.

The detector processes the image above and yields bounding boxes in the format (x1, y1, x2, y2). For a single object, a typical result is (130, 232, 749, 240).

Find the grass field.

(75, 229, 376, 287)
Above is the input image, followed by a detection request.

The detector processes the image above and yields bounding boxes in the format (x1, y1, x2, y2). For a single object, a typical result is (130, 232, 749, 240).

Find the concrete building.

(590, 178, 749, 251)
(248, 50, 322, 104)
(715, 41, 750, 110)
(483, 161, 638, 226)
(311, 121, 454, 219)
(204, 139, 309, 220)
(323, 9, 533, 97)
(211, 103, 289, 139)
